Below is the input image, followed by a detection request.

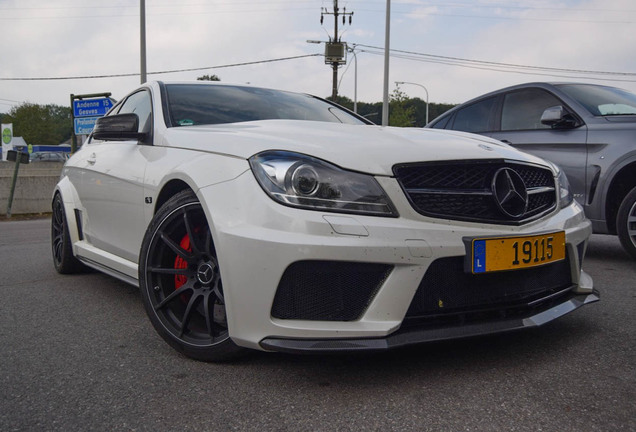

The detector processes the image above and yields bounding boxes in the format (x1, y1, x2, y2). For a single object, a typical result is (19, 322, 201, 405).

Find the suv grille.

(394, 160, 557, 224)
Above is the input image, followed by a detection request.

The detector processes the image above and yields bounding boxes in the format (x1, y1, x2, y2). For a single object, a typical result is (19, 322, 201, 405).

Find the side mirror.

(92, 113, 145, 141)
(540, 106, 577, 129)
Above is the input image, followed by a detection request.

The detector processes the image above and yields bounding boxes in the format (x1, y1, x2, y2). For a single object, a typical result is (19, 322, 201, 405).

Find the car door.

(77, 89, 153, 262)
(486, 88, 589, 205)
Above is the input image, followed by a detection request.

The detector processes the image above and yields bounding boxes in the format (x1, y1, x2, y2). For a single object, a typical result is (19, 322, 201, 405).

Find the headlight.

(250, 151, 397, 217)
(557, 168, 573, 208)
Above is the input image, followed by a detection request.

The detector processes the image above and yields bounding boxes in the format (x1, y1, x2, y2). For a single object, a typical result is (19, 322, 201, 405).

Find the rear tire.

(138, 190, 244, 362)
(617, 186, 636, 260)
(51, 193, 85, 274)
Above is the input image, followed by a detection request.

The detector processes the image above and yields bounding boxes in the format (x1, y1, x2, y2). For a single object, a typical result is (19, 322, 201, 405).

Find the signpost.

(70, 92, 114, 153)
(73, 117, 100, 136)
(72, 98, 113, 118)
(6, 146, 29, 218)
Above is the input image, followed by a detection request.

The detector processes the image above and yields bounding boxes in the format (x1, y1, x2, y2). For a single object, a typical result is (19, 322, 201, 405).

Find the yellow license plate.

(470, 231, 566, 274)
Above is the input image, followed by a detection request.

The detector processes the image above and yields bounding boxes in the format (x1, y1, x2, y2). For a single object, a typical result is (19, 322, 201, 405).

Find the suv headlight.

(557, 168, 574, 208)
(250, 151, 397, 217)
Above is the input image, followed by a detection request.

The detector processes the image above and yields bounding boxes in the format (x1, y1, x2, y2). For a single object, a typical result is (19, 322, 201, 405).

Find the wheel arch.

(52, 177, 83, 245)
(153, 179, 194, 215)
(605, 160, 636, 234)
(151, 154, 249, 216)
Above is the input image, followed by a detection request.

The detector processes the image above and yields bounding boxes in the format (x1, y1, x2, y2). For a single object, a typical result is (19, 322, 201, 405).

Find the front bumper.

(198, 170, 596, 352)
(260, 289, 600, 353)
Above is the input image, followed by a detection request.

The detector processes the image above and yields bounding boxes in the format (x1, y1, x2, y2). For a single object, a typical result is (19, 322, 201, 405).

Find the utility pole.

(382, 0, 391, 126)
(140, 0, 147, 84)
(321, 1, 353, 100)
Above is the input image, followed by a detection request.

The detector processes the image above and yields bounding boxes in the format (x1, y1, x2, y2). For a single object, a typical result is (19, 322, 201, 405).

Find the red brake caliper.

(174, 234, 192, 289)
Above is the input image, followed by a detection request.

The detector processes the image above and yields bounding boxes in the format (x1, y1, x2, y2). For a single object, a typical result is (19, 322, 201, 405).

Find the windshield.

(557, 84, 636, 116)
(163, 84, 366, 127)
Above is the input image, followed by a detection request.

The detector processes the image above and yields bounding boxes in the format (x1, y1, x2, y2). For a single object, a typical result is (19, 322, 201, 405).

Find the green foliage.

(327, 91, 455, 126)
(389, 87, 416, 127)
(3, 103, 72, 145)
(408, 98, 456, 127)
(197, 74, 221, 81)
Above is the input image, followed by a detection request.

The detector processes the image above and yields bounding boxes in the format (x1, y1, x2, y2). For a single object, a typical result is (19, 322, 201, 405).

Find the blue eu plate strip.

(473, 240, 486, 273)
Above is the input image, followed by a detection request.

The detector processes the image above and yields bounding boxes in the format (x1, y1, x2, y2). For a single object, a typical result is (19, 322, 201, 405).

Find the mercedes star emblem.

(492, 167, 529, 218)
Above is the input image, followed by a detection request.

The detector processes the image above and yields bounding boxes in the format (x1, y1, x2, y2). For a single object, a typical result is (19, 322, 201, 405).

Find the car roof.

(428, 82, 616, 126)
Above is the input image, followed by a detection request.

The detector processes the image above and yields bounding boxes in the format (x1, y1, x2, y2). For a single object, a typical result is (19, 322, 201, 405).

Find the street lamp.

(395, 81, 429, 125)
(347, 44, 358, 113)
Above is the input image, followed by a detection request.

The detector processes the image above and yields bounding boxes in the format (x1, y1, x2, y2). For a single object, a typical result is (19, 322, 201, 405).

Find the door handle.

(87, 153, 96, 165)
(500, 139, 512, 144)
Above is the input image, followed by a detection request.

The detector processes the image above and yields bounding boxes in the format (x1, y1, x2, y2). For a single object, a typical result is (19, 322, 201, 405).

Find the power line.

(0, 3, 318, 20)
(351, 0, 636, 14)
(361, 49, 636, 83)
(0, 54, 322, 81)
(355, 44, 636, 79)
(0, 0, 319, 10)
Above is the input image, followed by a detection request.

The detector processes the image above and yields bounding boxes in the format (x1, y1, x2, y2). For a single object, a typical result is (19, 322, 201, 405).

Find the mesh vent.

(394, 160, 557, 224)
(272, 261, 392, 321)
(406, 254, 572, 318)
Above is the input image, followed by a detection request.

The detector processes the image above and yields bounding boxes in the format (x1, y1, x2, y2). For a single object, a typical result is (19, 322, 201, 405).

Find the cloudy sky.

(1, 0, 635, 113)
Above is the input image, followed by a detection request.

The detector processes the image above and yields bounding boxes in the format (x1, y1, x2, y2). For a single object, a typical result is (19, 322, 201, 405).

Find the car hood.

(160, 120, 550, 176)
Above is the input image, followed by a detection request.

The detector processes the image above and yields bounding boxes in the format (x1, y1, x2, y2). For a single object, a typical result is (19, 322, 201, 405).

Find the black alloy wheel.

(139, 190, 243, 361)
(51, 193, 84, 274)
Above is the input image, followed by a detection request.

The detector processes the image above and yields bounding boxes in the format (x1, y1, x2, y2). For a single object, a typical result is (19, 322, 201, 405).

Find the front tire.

(617, 186, 636, 260)
(138, 190, 244, 361)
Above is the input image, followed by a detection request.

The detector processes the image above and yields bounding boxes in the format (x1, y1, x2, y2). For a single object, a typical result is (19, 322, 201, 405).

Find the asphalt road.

(1, 218, 634, 432)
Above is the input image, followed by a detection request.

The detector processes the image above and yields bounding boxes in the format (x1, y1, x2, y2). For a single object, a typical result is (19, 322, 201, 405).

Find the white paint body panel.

(55, 81, 595, 352)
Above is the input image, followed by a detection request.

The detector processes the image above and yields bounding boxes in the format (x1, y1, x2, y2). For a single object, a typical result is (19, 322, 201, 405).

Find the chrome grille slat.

(394, 160, 557, 225)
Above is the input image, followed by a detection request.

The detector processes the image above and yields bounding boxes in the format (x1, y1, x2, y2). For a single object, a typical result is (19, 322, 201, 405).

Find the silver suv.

(427, 82, 636, 259)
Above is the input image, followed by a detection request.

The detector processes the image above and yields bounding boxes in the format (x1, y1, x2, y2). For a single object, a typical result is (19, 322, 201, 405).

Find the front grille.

(271, 261, 393, 321)
(394, 160, 557, 224)
(406, 254, 572, 320)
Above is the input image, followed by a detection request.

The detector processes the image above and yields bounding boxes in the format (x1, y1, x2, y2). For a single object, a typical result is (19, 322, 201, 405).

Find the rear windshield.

(557, 84, 636, 116)
(164, 84, 366, 127)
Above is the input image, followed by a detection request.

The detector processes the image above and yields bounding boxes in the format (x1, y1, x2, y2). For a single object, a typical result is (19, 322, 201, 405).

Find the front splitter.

(259, 290, 600, 354)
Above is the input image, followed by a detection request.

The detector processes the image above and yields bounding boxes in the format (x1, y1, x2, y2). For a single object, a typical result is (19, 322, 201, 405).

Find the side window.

(430, 115, 450, 129)
(452, 97, 496, 133)
(501, 89, 562, 131)
(118, 90, 152, 133)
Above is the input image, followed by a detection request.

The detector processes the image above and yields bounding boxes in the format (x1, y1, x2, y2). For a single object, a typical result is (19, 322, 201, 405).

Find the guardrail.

(0, 162, 63, 215)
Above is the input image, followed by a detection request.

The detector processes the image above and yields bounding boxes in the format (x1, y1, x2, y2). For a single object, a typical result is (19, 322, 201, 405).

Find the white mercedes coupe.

(52, 81, 599, 361)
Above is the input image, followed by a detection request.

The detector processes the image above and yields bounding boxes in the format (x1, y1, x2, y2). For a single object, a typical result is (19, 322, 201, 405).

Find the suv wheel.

(617, 186, 636, 260)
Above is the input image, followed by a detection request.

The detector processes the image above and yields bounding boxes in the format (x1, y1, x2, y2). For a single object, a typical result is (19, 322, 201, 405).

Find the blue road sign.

(74, 116, 99, 135)
(73, 98, 113, 118)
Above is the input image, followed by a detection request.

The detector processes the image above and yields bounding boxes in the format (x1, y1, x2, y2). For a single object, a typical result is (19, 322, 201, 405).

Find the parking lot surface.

(1, 218, 634, 431)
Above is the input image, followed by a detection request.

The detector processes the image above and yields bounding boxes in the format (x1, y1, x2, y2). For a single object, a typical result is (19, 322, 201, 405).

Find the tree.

(407, 98, 456, 127)
(389, 86, 416, 127)
(327, 91, 456, 126)
(197, 74, 221, 81)
(3, 103, 72, 145)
